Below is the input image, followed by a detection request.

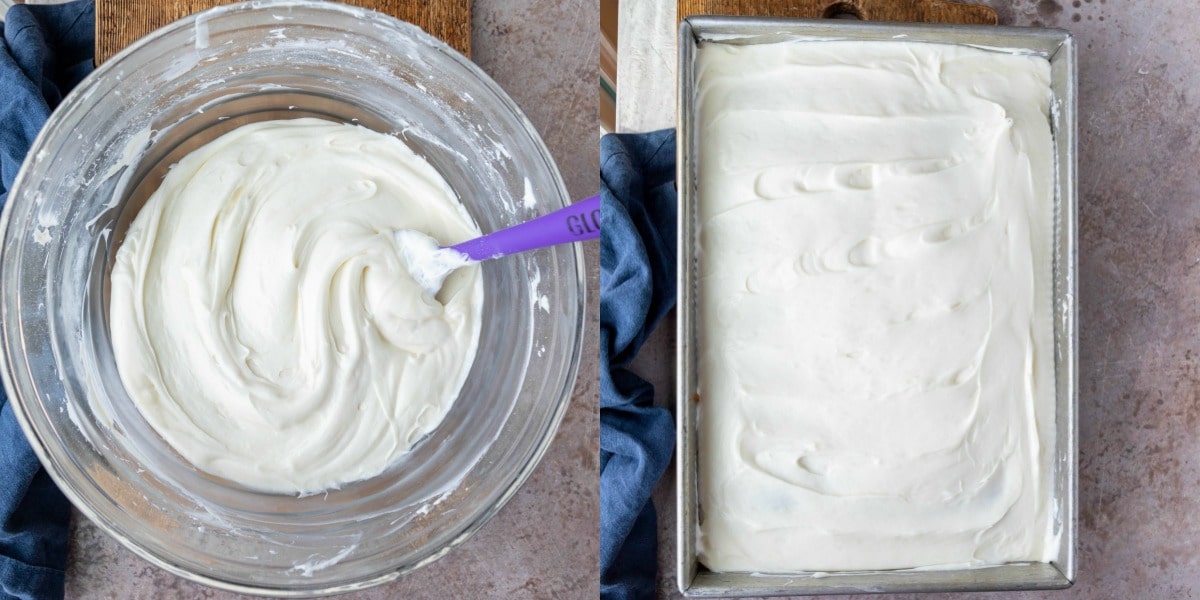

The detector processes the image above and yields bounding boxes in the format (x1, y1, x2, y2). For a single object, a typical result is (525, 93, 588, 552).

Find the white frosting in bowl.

(695, 41, 1058, 572)
(109, 118, 483, 494)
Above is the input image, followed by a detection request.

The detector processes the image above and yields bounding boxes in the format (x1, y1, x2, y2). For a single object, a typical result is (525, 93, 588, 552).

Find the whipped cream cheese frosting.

(695, 41, 1058, 572)
(110, 118, 483, 494)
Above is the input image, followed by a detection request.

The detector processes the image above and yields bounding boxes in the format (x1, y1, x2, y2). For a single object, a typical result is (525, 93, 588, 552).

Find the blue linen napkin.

(1, 2, 94, 598)
(1, 1, 94, 199)
(599, 129, 677, 600)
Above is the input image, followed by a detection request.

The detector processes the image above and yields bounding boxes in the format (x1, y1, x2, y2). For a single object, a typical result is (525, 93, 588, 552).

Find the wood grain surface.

(95, 0, 470, 65)
(678, 0, 997, 24)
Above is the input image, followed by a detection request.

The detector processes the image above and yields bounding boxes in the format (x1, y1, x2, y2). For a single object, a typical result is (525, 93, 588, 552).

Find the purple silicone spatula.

(396, 194, 600, 296)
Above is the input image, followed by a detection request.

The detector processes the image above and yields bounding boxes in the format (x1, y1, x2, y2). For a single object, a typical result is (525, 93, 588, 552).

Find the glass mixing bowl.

(0, 0, 584, 594)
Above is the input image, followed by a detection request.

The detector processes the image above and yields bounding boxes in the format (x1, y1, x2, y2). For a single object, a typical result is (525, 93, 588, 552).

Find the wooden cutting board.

(678, 0, 997, 24)
(95, 0, 471, 66)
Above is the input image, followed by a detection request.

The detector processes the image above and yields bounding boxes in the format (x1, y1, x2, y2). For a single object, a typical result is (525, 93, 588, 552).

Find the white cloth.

(616, 1, 678, 132)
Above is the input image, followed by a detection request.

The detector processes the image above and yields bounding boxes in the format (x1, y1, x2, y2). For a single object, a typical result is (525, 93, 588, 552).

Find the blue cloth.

(1, 1, 94, 200)
(1, 2, 94, 599)
(600, 129, 677, 600)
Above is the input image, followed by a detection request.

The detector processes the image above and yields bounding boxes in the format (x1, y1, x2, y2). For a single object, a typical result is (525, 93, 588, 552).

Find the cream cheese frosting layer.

(110, 118, 483, 494)
(695, 41, 1058, 572)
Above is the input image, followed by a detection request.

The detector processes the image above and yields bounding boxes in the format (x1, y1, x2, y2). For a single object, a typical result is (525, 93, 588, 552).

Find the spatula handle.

(450, 195, 601, 261)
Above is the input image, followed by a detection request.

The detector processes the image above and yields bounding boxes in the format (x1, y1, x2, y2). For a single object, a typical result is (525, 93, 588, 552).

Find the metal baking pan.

(675, 15, 1077, 597)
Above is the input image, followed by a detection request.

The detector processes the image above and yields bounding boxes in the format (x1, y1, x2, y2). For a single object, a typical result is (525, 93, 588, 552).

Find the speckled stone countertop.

(63, 1, 599, 598)
(621, 0, 1200, 598)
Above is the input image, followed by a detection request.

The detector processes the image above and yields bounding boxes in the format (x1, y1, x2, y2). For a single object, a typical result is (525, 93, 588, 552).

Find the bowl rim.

(0, 0, 587, 595)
